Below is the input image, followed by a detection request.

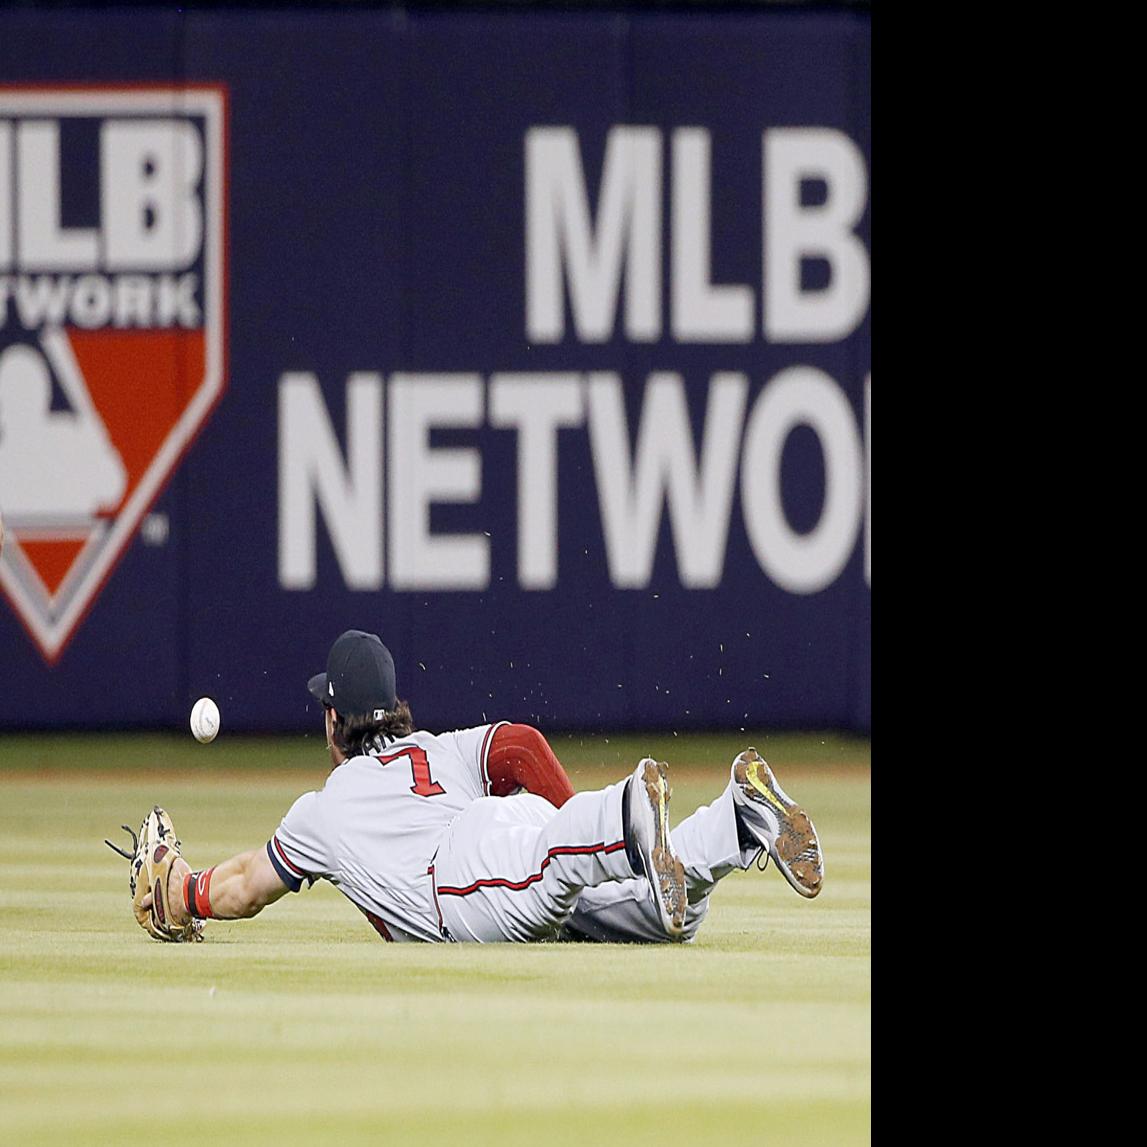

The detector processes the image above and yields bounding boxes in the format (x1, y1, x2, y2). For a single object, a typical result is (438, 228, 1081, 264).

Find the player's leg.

(562, 748, 824, 942)
(727, 747, 824, 897)
(561, 778, 747, 943)
(429, 793, 568, 941)
(432, 758, 687, 943)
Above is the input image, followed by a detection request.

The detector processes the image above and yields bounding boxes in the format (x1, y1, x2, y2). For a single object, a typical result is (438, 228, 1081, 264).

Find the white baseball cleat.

(627, 758, 688, 940)
(731, 748, 824, 898)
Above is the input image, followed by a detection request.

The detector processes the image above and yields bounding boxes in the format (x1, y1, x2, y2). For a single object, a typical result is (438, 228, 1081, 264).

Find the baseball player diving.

(110, 629, 824, 945)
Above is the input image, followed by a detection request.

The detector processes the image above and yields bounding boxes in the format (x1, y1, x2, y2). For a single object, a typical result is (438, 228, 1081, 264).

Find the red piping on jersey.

(427, 863, 448, 937)
(478, 722, 503, 795)
(359, 906, 394, 942)
(272, 835, 307, 877)
(435, 839, 627, 897)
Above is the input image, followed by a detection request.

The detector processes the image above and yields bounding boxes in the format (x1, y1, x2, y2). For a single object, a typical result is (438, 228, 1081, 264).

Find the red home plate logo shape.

(0, 86, 227, 662)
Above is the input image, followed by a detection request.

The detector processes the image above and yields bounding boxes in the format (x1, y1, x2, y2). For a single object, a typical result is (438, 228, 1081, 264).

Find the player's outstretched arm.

(144, 847, 291, 927)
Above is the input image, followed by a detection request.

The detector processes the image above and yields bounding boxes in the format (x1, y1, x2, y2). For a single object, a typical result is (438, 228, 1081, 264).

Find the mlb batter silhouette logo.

(0, 86, 228, 662)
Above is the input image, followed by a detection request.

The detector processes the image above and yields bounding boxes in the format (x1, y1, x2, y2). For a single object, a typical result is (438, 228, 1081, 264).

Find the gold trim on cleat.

(745, 759, 789, 815)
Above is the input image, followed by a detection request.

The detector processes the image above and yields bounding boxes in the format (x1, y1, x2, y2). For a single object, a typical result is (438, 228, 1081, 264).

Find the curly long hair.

(330, 700, 415, 758)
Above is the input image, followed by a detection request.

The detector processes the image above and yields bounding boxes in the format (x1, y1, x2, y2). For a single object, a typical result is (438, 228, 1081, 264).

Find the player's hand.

(140, 855, 193, 928)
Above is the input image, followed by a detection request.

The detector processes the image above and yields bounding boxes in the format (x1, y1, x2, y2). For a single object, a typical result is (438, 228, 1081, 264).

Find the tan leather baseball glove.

(106, 806, 203, 942)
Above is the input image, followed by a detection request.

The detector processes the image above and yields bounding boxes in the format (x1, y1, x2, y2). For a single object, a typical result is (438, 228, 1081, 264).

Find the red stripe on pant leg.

(436, 839, 627, 897)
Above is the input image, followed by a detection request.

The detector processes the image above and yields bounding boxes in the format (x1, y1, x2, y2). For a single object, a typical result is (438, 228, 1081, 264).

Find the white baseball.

(190, 696, 221, 744)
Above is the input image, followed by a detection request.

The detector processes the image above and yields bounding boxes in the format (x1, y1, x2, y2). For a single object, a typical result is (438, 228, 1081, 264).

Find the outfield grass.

(0, 732, 870, 1146)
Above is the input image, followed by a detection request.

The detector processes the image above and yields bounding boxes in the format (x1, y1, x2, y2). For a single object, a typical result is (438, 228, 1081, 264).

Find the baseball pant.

(430, 776, 756, 943)
(565, 780, 760, 943)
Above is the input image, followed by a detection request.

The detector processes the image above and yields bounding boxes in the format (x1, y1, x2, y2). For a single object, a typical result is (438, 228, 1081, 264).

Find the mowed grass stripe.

(0, 986, 869, 1120)
(2, 1101, 869, 1147)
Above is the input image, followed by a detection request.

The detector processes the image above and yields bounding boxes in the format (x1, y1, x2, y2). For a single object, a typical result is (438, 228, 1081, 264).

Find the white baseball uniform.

(266, 722, 758, 943)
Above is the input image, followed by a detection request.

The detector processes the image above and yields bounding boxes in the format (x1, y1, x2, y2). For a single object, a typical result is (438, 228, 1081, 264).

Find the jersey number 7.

(376, 747, 446, 797)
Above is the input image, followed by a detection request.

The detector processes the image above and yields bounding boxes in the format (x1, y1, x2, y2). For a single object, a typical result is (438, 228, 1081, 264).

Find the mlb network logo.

(0, 85, 228, 662)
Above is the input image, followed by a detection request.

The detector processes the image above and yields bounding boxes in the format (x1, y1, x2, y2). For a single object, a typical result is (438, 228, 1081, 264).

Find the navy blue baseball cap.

(307, 630, 397, 718)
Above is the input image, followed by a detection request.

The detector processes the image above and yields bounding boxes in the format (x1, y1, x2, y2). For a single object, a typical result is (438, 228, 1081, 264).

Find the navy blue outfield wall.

(0, 6, 871, 735)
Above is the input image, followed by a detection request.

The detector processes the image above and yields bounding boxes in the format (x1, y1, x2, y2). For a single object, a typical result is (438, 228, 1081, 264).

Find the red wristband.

(183, 868, 216, 919)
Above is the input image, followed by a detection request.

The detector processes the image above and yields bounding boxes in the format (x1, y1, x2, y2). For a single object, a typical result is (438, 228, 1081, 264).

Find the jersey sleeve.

(267, 790, 328, 893)
(443, 721, 508, 797)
